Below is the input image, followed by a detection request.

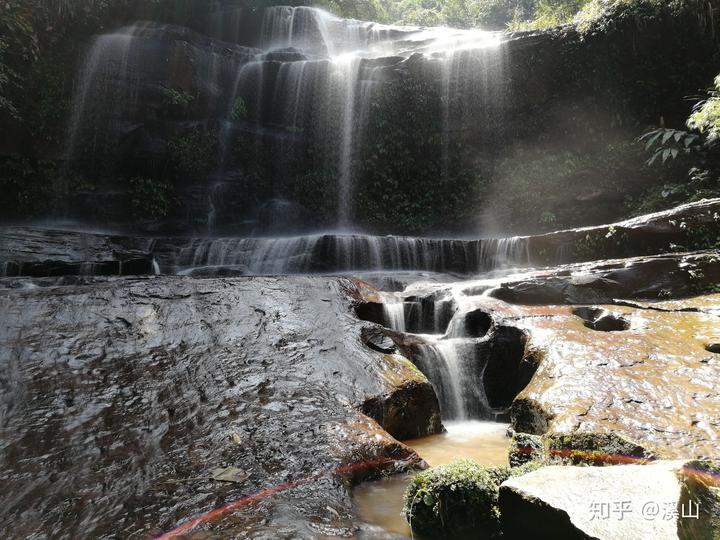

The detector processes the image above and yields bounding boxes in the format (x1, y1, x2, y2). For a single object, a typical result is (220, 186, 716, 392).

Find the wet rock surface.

(488, 250, 720, 303)
(506, 294, 720, 458)
(524, 198, 720, 266)
(0, 227, 156, 277)
(0, 275, 441, 538)
(3, 198, 718, 278)
(359, 250, 720, 459)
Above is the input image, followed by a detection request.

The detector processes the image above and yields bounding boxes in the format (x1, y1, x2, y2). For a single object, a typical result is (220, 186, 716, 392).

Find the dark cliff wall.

(1, 1, 718, 235)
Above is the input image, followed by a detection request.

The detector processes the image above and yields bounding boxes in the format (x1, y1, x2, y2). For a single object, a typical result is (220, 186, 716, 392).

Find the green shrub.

(403, 459, 542, 538)
(168, 128, 217, 177)
(160, 87, 194, 119)
(689, 75, 720, 143)
(230, 96, 248, 121)
(128, 176, 173, 219)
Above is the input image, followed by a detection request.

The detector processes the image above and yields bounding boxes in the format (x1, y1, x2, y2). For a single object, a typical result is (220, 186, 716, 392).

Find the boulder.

(490, 251, 720, 304)
(404, 460, 544, 538)
(390, 256, 720, 458)
(499, 461, 720, 540)
(509, 432, 544, 468)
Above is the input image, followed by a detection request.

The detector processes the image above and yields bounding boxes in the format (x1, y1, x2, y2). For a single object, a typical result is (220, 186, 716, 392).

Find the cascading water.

(63, 7, 522, 272)
(439, 42, 508, 179)
(414, 337, 492, 420)
(66, 25, 141, 162)
(67, 21, 245, 167)
(162, 234, 471, 274)
(213, 6, 506, 228)
(382, 300, 407, 333)
(372, 282, 503, 421)
(479, 236, 531, 270)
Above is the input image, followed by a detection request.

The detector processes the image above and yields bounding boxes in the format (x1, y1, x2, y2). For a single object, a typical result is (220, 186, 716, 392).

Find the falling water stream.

(66, 6, 505, 229)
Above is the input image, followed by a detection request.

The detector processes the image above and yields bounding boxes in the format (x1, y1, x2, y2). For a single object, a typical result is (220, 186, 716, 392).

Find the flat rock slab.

(0, 275, 440, 538)
(499, 461, 701, 540)
(508, 297, 720, 458)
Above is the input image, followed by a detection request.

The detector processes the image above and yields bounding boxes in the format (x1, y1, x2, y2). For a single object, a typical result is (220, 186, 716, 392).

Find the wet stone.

(0, 275, 439, 538)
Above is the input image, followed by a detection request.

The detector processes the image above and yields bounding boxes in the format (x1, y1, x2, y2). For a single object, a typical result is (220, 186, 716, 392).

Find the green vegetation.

(128, 176, 174, 219)
(160, 87, 195, 119)
(314, 0, 588, 30)
(0, 1, 153, 117)
(168, 129, 217, 177)
(689, 75, 720, 142)
(543, 432, 656, 466)
(0, 0, 717, 232)
(634, 70, 720, 217)
(403, 459, 542, 537)
(230, 97, 248, 121)
(315, 0, 712, 33)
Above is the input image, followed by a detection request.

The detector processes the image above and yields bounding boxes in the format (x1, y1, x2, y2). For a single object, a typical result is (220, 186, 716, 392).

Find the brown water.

(353, 421, 509, 537)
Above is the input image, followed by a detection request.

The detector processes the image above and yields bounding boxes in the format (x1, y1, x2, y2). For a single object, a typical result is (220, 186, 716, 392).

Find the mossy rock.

(543, 431, 656, 466)
(509, 432, 544, 467)
(403, 459, 542, 538)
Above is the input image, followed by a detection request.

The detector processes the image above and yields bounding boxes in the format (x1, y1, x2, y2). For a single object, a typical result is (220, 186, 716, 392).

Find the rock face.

(357, 250, 720, 458)
(488, 250, 720, 304)
(523, 198, 720, 267)
(6, 3, 719, 233)
(0, 227, 155, 277)
(505, 293, 720, 458)
(2, 199, 718, 278)
(499, 461, 719, 540)
(0, 275, 441, 538)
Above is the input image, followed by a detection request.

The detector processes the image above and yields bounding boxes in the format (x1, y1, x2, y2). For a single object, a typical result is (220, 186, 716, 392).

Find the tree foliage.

(315, 0, 595, 30)
(689, 75, 720, 143)
(0, 0, 157, 117)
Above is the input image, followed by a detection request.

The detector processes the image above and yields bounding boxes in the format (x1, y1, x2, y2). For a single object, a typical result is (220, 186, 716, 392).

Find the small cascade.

(206, 183, 225, 235)
(415, 338, 492, 420)
(158, 233, 500, 275)
(479, 236, 531, 270)
(371, 281, 531, 423)
(382, 301, 406, 333)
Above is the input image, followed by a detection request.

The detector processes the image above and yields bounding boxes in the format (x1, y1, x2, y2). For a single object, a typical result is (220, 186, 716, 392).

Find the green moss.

(509, 432, 544, 467)
(543, 432, 656, 465)
(403, 459, 543, 538)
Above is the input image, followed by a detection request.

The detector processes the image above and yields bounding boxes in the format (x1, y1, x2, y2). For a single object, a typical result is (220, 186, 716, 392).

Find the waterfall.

(382, 301, 406, 333)
(440, 43, 507, 179)
(66, 26, 140, 162)
(66, 21, 244, 168)
(336, 55, 362, 227)
(65, 7, 508, 231)
(479, 236, 531, 269)
(219, 7, 506, 229)
(158, 234, 493, 275)
(415, 338, 491, 421)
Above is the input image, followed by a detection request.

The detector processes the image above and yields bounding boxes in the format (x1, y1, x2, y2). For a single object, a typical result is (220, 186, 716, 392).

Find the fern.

(638, 128, 700, 166)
